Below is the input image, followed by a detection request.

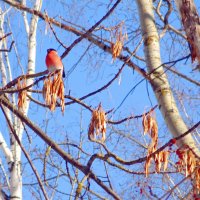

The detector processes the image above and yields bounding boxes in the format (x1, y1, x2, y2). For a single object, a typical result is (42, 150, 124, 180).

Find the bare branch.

(87, 121, 200, 167)
(164, 65, 200, 87)
(60, 0, 122, 59)
(0, 95, 121, 200)
(108, 105, 158, 124)
(2, 0, 146, 78)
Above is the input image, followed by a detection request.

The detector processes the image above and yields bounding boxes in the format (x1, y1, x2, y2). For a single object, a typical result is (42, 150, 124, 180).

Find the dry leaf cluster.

(143, 111, 200, 194)
(17, 77, 27, 110)
(143, 112, 169, 176)
(154, 150, 169, 173)
(176, 147, 200, 194)
(111, 22, 128, 60)
(143, 112, 158, 151)
(88, 103, 106, 142)
(43, 72, 65, 113)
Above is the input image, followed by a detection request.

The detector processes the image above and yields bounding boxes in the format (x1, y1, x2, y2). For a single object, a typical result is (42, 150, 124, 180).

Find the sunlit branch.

(75, 175, 88, 200)
(0, 32, 11, 40)
(87, 121, 200, 167)
(0, 76, 46, 94)
(103, 158, 178, 175)
(27, 94, 48, 107)
(65, 96, 93, 112)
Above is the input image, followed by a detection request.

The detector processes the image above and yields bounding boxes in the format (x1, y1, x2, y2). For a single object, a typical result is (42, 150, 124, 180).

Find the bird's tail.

(62, 69, 66, 78)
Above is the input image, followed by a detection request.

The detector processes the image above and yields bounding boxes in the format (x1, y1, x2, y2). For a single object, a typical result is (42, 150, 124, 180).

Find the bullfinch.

(45, 48, 65, 78)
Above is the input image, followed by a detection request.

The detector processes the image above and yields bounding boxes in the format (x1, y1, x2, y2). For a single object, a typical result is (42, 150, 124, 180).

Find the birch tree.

(0, 0, 199, 199)
(0, 0, 42, 199)
(137, 0, 200, 197)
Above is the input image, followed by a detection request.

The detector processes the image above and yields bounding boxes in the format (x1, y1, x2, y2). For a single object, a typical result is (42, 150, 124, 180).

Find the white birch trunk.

(136, 0, 199, 155)
(10, 1, 42, 199)
(0, 8, 15, 197)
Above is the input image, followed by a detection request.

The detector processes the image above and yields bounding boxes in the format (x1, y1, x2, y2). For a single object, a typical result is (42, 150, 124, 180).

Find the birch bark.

(0, 7, 13, 195)
(9, 1, 42, 199)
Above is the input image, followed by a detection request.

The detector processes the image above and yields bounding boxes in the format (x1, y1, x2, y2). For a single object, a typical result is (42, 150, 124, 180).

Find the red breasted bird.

(45, 48, 65, 78)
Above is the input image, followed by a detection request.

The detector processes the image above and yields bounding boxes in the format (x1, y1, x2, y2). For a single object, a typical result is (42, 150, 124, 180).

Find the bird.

(45, 48, 65, 78)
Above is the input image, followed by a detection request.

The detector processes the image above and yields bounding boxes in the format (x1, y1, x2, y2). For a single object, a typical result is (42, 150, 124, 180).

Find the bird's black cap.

(47, 48, 56, 53)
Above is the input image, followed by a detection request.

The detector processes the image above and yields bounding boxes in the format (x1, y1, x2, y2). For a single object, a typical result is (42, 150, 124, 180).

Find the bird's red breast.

(45, 49, 65, 77)
(45, 49, 63, 72)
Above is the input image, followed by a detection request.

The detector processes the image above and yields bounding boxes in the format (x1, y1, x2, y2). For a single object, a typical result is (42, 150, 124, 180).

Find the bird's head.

(47, 48, 57, 53)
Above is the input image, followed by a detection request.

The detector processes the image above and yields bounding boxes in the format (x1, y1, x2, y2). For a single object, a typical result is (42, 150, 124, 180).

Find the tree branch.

(0, 95, 121, 200)
(60, 0, 122, 59)
(87, 121, 200, 167)
(2, 0, 146, 78)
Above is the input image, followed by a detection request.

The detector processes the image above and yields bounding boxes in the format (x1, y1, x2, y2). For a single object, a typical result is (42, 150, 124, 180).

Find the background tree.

(0, 0, 199, 199)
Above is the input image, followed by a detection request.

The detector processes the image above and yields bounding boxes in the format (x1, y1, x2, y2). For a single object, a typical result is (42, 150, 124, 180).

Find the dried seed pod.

(43, 71, 65, 113)
(17, 77, 27, 110)
(112, 41, 123, 60)
(88, 103, 106, 142)
(110, 21, 127, 61)
(162, 151, 169, 171)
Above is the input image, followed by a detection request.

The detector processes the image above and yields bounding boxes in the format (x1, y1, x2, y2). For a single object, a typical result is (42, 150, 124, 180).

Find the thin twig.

(114, 54, 191, 112)
(164, 65, 200, 87)
(45, 15, 68, 49)
(60, 0, 122, 59)
(108, 105, 158, 124)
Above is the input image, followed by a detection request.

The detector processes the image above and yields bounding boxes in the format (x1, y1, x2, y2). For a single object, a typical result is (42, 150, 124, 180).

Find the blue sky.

(0, 0, 200, 199)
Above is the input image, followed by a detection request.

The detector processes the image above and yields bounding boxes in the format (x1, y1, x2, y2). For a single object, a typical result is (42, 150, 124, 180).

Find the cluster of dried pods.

(88, 103, 106, 142)
(176, 146, 200, 195)
(143, 111, 169, 176)
(43, 71, 65, 113)
(17, 77, 27, 110)
(111, 22, 127, 60)
(142, 111, 200, 195)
